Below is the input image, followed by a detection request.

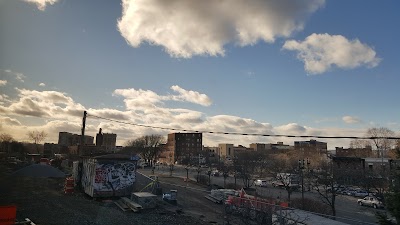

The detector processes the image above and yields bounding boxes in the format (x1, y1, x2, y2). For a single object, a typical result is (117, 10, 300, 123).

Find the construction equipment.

(141, 175, 162, 195)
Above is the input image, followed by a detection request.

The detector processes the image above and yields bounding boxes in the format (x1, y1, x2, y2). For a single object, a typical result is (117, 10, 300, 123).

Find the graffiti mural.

(93, 161, 136, 195)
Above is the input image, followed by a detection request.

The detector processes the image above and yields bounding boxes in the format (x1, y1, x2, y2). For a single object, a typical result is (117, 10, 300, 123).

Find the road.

(143, 166, 383, 225)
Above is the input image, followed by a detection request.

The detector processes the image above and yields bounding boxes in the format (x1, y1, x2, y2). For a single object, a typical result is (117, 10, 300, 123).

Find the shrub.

(290, 197, 332, 215)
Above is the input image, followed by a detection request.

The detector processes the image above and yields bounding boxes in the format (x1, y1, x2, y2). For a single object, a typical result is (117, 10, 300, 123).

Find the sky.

(0, 0, 399, 149)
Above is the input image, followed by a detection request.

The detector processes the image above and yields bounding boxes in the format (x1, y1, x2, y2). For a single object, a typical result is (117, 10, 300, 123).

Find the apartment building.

(294, 139, 327, 156)
(95, 128, 117, 152)
(162, 132, 202, 164)
(218, 143, 234, 159)
(58, 132, 94, 147)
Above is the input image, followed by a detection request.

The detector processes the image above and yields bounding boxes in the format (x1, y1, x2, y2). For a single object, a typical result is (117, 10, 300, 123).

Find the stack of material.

(131, 192, 157, 209)
(205, 189, 238, 204)
(115, 197, 143, 212)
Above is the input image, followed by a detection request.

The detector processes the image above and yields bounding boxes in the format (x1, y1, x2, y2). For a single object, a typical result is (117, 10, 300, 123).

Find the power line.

(87, 113, 400, 140)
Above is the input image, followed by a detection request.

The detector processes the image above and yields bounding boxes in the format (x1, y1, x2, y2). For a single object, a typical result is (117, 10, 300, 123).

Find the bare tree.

(0, 133, 15, 153)
(27, 130, 47, 154)
(366, 127, 395, 157)
(0, 133, 14, 142)
(311, 161, 342, 219)
(125, 135, 165, 166)
(233, 151, 266, 188)
(269, 156, 300, 204)
(349, 139, 370, 149)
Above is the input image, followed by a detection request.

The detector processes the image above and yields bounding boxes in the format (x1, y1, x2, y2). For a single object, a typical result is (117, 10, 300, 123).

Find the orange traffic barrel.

(64, 177, 74, 194)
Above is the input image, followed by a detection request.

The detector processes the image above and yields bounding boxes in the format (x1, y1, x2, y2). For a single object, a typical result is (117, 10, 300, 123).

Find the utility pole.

(79, 111, 87, 156)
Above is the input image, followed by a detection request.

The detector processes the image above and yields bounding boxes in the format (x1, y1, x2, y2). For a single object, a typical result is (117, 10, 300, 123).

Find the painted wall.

(82, 159, 137, 197)
(94, 161, 136, 192)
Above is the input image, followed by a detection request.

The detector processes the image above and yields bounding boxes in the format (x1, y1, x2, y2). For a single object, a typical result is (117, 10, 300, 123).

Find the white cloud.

(0, 88, 85, 120)
(342, 116, 361, 124)
(0, 80, 7, 86)
(282, 33, 381, 74)
(3, 69, 26, 82)
(170, 85, 212, 106)
(39, 83, 46, 87)
(0, 116, 22, 126)
(117, 0, 325, 58)
(113, 85, 212, 110)
(275, 123, 307, 134)
(23, 0, 58, 11)
(1, 86, 370, 149)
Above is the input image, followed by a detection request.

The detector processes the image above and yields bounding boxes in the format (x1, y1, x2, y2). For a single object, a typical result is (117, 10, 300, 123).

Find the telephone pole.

(79, 111, 87, 156)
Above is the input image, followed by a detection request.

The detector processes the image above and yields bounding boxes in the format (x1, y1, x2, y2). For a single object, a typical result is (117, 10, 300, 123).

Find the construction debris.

(205, 189, 238, 204)
(114, 199, 130, 212)
(121, 197, 143, 212)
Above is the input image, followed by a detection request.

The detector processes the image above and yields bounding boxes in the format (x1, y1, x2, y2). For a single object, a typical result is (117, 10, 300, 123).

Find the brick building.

(161, 133, 202, 164)
(294, 139, 327, 157)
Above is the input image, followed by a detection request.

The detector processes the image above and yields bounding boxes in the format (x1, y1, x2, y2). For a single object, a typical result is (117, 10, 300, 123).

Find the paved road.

(142, 166, 383, 225)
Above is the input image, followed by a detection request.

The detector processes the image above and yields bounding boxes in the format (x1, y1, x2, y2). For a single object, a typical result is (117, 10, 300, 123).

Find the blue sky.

(1, 0, 399, 149)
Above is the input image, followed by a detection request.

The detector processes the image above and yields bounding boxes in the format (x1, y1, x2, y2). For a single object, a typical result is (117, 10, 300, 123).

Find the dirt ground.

(146, 174, 226, 223)
(0, 163, 219, 225)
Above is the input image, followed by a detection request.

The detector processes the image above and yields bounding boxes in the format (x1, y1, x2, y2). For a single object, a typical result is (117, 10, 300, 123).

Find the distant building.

(233, 145, 254, 154)
(219, 143, 234, 159)
(95, 128, 117, 152)
(332, 156, 400, 186)
(250, 142, 293, 153)
(43, 143, 60, 156)
(335, 146, 373, 158)
(203, 146, 219, 157)
(96, 128, 104, 147)
(218, 144, 254, 159)
(294, 139, 327, 157)
(58, 132, 94, 147)
(249, 143, 267, 152)
(163, 133, 202, 164)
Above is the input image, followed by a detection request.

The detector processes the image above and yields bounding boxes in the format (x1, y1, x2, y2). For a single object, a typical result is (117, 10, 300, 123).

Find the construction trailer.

(80, 154, 139, 198)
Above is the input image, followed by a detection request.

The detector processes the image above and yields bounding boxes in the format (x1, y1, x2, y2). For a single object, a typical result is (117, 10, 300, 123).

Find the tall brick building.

(161, 133, 202, 164)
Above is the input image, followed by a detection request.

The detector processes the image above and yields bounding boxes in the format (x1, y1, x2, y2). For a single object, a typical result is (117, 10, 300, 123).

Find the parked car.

(357, 196, 384, 209)
(254, 179, 267, 187)
(327, 184, 346, 193)
(354, 189, 369, 197)
(344, 188, 357, 196)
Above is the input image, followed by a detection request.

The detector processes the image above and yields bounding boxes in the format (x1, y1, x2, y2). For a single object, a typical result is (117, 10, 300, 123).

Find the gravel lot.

(0, 163, 217, 225)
